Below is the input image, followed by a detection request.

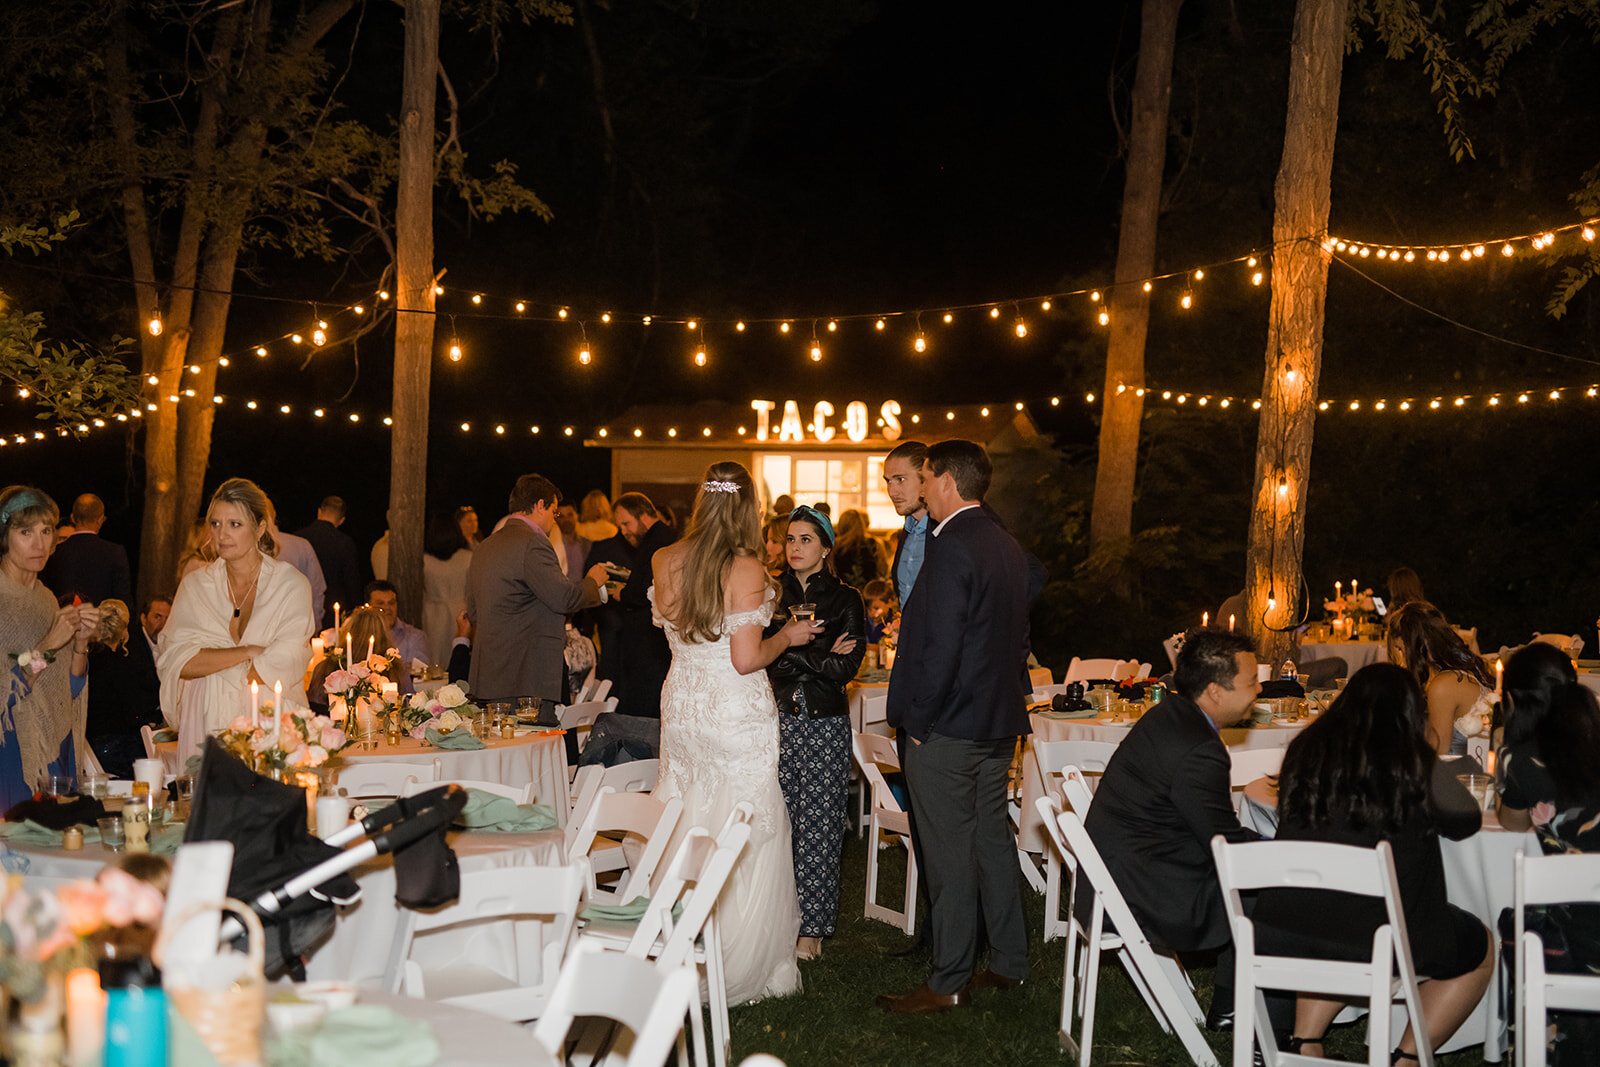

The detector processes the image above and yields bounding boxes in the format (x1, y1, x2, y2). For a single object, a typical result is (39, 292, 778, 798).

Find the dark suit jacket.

(44, 533, 131, 606)
(612, 521, 679, 718)
(886, 505, 1032, 743)
(581, 535, 634, 676)
(296, 519, 363, 629)
(1083, 691, 1258, 952)
(465, 517, 601, 703)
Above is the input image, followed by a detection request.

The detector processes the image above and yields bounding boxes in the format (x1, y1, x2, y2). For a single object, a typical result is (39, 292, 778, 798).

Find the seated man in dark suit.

(1083, 627, 1262, 1029)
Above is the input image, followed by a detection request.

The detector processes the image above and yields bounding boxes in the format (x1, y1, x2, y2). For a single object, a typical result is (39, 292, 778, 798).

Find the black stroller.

(184, 738, 468, 979)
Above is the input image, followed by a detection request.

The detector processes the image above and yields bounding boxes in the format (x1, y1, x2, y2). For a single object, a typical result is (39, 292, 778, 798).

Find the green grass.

(728, 834, 1494, 1067)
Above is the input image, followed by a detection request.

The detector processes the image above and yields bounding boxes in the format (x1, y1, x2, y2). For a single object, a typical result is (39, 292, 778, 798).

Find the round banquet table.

(1240, 794, 1535, 1061)
(334, 729, 570, 825)
(1017, 710, 1308, 853)
(1298, 638, 1387, 673)
(278, 989, 557, 1067)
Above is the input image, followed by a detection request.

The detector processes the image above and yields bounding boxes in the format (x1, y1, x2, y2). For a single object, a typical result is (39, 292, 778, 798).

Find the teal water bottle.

(101, 956, 167, 1067)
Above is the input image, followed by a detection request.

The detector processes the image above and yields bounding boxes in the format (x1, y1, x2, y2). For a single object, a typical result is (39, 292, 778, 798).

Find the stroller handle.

(366, 784, 468, 855)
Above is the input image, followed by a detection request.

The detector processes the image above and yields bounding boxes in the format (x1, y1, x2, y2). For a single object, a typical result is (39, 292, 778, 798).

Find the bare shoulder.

(1428, 669, 1482, 705)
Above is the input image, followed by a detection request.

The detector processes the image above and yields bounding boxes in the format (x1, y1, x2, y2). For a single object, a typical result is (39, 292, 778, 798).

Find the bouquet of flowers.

(216, 703, 354, 773)
(323, 647, 400, 705)
(1323, 589, 1377, 618)
(398, 682, 480, 738)
(0, 870, 164, 1004)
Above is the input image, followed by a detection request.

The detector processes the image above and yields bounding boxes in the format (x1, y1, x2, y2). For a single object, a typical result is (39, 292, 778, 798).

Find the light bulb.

(1252, 271, 1264, 286)
(1502, 244, 1514, 257)
(312, 328, 326, 346)
(1090, 291, 1101, 302)
(378, 290, 390, 300)
(1014, 320, 1027, 337)
(1085, 393, 1095, 403)
(495, 424, 504, 434)
(449, 342, 462, 361)
(809, 343, 822, 362)
(601, 312, 611, 323)
(291, 334, 303, 344)
(1403, 251, 1415, 261)
(145, 374, 158, 385)
(1285, 369, 1297, 383)
(1180, 293, 1192, 309)
(1041, 300, 1052, 311)
(643, 316, 652, 325)
(558, 308, 568, 319)
(988, 308, 1000, 319)
(736, 322, 746, 331)
(577, 347, 591, 365)
(687, 320, 697, 330)
(1247, 256, 1257, 267)
(515, 301, 526, 312)
(433, 285, 444, 295)
(1142, 281, 1152, 292)
(1584, 227, 1595, 242)
(943, 312, 953, 323)
(1194, 269, 1205, 280)
(694, 349, 707, 367)
(875, 319, 885, 330)
(256, 347, 267, 357)
(471, 294, 481, 305)
(148, 317, 162, 336)
(780, 322, 791, 333)
(1400, 401, 1411, 411)
(353, 305, 365, 315)
(914, 334, 927, 353)
(1097, 310, 1110, 326)
(827, 320, 838, 331)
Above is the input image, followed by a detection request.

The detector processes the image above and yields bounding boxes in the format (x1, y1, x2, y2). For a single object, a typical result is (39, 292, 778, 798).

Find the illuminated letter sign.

(778, 400, 805, 442)
(750, 399, 776, 441)
(881, 400, 902, 441)
(844, 401, 869, 442)
(812, 401, 835, 442)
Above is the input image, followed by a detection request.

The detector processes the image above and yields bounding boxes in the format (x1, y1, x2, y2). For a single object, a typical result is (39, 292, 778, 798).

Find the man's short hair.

(364, 579, 398, 601)
(70, 494, 105, 526)
(885, 440, 929, 468)
(319, 495, 346, 518)
(613, 492, 658, 520)
(926, 439, 991, 502)
(141, 594, 173, 616)
(1172, 629, 1257, 700)
(508, 474, 559, 514)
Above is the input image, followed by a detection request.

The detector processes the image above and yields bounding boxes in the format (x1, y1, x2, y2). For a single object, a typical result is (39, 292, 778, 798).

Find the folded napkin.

(152, 823, 185, 855)
(855, 668, 891, 684)
(271, 1005, 439, 1067)
(580, 895, 683, 924)
(424, 727, 485, 750)
(1037, 708, 1098, 720)
(453, 789, 557, 832)
(0, 819, 101, 847)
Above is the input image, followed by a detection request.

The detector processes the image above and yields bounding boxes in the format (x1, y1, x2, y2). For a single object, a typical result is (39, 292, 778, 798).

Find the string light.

(471, 294, 482, 305)
(147, 317, 162, 337)
(578, 321, 592, 366)
(515, 301, 526, 313)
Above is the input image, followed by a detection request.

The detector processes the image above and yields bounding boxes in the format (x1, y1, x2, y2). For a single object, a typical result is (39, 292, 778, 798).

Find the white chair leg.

(1081, 911, 1105, 1067)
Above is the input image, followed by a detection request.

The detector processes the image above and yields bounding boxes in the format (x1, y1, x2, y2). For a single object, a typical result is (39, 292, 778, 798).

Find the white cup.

(316, 796, 349, 839)
(132, 758, 165, 791)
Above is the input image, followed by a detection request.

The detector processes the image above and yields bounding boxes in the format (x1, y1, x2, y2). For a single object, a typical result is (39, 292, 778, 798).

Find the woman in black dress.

(765, 506, 865, 961)
(1252, 664, 1494, 1063)
(1495, 643, 1600, 1065)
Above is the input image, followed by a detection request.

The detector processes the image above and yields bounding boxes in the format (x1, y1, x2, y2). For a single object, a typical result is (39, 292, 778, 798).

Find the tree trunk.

(1089, 0, 1183, 549)
(389, 0, 441, 626)
(1243, 0, 1348, 664)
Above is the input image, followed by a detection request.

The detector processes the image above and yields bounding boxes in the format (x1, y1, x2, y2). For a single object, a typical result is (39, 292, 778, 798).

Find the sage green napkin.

(0, 820, 100, 846)
(271, 1006, 439, 1067)
(454, 789, 557, 832)
(424, 727, 485, 750)
(152, 823, 185, 855)
(151, 727, 178, 743)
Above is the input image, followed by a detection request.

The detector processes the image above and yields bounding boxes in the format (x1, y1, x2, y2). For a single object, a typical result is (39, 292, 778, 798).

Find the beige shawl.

(158, 552, 313, 763)
(0, 572, 88, 786)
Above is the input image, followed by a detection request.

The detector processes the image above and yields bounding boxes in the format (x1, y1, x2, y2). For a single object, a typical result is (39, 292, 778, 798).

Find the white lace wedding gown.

(651, 587, 802, 1003)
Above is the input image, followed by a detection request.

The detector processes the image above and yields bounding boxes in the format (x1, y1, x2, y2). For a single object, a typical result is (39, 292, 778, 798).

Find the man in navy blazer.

(877, 440, 1033, 1014)
(43, 494, 131, 606)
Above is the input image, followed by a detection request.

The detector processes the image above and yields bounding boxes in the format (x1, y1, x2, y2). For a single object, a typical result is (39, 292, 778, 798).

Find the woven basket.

(154, 898, 266, 1065)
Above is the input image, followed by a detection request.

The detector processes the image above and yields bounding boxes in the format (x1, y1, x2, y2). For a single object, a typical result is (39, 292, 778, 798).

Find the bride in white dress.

(650, 462, 822, 1004)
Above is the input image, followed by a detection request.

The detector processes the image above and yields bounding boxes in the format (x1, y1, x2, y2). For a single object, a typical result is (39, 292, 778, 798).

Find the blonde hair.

(175, 519, 217, 582)
(672, 462, 771, 643)
(92, 599, 131, 650)
(834, 508, 869, 553)
(339, 607, 393, 664)
(579, 490, 613, 525)
(207, 478, 278, 557)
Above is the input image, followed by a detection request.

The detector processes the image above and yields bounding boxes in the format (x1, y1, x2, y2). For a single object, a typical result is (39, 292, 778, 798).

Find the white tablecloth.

(1298, 639, 1387, 672)
(1017, 711, 1307, 852)
(305, 829, 565, 986)
(1239, 796, 1534, 1061)
(298, 990, 557, 1067)
(336, 731, 570, 825)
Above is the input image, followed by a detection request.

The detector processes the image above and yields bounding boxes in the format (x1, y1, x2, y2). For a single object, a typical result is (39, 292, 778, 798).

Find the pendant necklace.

(226, 564, 260, 619)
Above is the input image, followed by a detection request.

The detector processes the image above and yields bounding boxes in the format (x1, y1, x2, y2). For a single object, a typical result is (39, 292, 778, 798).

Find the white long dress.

(651, 587, 802, 1004)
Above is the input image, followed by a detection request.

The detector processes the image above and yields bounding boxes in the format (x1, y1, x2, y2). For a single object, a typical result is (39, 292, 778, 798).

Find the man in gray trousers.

(876, 440, 1033, 1014)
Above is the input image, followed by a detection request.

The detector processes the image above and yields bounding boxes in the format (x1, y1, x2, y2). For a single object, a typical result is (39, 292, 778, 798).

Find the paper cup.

(133, 758, 165, 791)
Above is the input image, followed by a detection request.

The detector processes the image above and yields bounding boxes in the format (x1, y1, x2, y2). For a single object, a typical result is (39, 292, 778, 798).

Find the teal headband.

(788, 506, 835, 546)
(0, 489, 50, 529)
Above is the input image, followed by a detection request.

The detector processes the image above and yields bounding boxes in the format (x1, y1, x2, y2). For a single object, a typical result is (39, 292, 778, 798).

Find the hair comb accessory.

(788, 505, 835, 546)
(702, 480, 740, 494)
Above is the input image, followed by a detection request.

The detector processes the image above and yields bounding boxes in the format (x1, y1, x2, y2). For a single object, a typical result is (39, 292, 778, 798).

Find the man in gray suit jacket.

(466, 474, 610, 720)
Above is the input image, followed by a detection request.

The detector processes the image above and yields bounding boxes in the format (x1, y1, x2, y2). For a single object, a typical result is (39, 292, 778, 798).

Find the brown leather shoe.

(875, 982, 970, 1014)
(969, 969, 1024, 992)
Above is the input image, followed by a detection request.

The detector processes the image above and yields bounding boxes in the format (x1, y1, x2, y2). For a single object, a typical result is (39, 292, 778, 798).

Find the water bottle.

(101, 956, 167, 1067)
(1281, 659, 1296, 682)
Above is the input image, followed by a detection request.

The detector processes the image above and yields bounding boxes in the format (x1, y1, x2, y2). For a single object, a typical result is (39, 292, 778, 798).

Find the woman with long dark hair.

(650, 461, 820, 1002)
(1386, 600, 1494, 755)
(765, 506, 864, 960)
(1495, 643, 1600, 1064)
(1252, 664, 1493, 1063)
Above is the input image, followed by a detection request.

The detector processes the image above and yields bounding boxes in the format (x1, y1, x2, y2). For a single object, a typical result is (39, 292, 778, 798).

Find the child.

(861, 579, 897, 644)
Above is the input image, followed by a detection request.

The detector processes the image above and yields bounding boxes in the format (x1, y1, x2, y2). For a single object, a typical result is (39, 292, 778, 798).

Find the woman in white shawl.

(158, 478, 313, 764)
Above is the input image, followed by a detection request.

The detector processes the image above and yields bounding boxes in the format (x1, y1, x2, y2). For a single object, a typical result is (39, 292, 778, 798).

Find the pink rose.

(96, 868, 164, 926)
(304, 745, 328, 767)
(409, 724, 427, 740)
(1530, 801, 1557, 827)
(285, 744, 310, 767)
(324, 669, 355, 694)
(351, 664, 371, 681)
(56, 881, 108, 935)
(229, 715, 254, 732)
(28, 654, 47, 674)
(320, 726, 346, 750)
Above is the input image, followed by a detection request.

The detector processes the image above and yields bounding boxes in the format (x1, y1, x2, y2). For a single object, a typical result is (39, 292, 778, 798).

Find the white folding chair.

(1451, 627, 1480, 654)
(557, 697, 617, 756)
(402, 777, 532, 804)
(1029, 665, 1055, 688)
(576, 668, 598, 701)
(1212, 836, 1433, 1067)
(1111, 660, 1143, 682)
(853, 689, 891, 836)
(1531, 632, 1584, 658)
(140, 724, 158, 761)
(82, 743, 107, 777)
(572, 759, 660, 818)
(1036, 794, 1217, 1067)
(532, 940, 697, 1067)
(335, 759, 440, 799)
(1032, 683, 1069, 703)
(389, 860, 587, 1023)
(1064, 657, 1122, 684)
(1515, 851, 1600, 1067)
(1034, 742, 1116, 941)
(565, 787, 682, 905)
(853, 731, 918, 933)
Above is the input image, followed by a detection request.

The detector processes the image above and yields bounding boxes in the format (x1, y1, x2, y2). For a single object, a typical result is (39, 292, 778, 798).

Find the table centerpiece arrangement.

(397, 683, 486, 745)
(215, 702, 355, 780)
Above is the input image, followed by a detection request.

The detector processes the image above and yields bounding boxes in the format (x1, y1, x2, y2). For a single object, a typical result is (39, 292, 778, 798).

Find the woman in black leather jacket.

(765, 506, 865, 961)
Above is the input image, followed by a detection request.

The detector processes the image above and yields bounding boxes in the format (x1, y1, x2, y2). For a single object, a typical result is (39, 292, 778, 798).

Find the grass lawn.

(728, 833, 1495, 1067)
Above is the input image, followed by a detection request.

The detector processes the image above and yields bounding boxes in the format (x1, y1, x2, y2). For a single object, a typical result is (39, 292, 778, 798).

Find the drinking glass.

(790, 604, 816, 622)
(97, 816, 125, 852)
(1456, 774, 1494, 813)
(36, 773, 76, 800)
(82, 772, 110, 801)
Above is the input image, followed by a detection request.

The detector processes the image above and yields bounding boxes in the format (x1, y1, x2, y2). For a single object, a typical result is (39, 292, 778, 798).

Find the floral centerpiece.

(216, 703, 354, 774)
(324, 648, 399, 707)
(1, 869, 164, 1005)
(397, 683, 479, 739)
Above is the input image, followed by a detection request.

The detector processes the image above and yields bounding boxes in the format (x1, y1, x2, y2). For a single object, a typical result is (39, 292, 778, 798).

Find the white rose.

(435, 683, 468, 708)
(437, 709, 464, 732)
